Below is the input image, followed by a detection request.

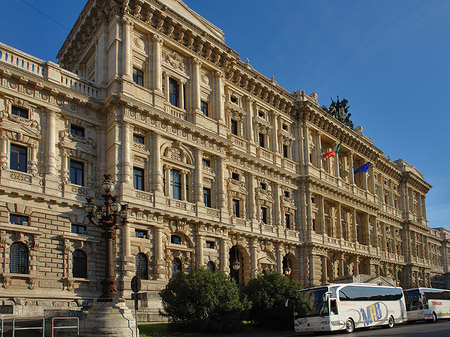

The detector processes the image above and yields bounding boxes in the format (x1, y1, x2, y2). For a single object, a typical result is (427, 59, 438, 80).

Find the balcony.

(0, 43, 101, 100)
(164, 103, 188, 121)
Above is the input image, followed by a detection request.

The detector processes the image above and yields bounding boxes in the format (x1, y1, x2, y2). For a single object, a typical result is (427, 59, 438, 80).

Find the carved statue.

(326, 96, 354, 129)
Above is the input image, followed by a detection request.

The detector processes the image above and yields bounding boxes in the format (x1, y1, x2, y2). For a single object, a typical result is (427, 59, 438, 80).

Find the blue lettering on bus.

(360, 302, 383, 326)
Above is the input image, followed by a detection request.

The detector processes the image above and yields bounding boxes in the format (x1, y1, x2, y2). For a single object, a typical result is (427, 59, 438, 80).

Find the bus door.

(328, 298, 340, 329)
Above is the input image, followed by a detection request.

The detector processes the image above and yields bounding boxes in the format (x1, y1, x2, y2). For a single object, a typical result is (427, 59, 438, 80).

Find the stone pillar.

(122, 18, 133, 79)
(121, 121, 131, 183)
(322, 255, 328, 283)
(248, 175, 256, 223)
(352, 208, 357, 243)
(181, 170, 187, 201)
(277, 243, 283, 274)
(217, 157, 226, 215)
(155, 226, 165, 279)
(180, 81, 185, 110)
(319, 195, 325, 235)
(215, 71, 225, 124)
(195, 149, 203, 204)
(219, 237, 228, 273)
(246, 97, 255, 142)
(251, 238, 258, 278)
(164, 72, 170, 101)
(365, 213, 370, 246)
(0, 132, 7, 169)
(46, 108, 56, 175)
(152, 34, 163, 92)
(337, 202, 342, 239)
(192, 58, 202, 113)
(164, 165, 171, 197)
(197, 234, 204, 269)
(274, 183, 281, 227)
(349, 152, 354, 185)
(272, 111, 279, 153)
(153, 132, 163, 194)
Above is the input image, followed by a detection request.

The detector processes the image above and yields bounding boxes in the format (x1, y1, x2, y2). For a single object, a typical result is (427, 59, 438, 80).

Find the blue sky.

(1, 0, 449, 229)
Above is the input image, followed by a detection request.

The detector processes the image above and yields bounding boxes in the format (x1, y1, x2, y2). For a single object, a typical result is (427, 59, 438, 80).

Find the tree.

(242, 272, 302, 329)
(159, 268, 249, 332)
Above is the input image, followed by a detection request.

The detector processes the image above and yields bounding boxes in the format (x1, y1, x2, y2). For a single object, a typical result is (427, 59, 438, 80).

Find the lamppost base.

(78, 298, 138, 337)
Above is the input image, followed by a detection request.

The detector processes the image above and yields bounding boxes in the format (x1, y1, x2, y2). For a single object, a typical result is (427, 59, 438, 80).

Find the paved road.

(220, 320, 450, 337)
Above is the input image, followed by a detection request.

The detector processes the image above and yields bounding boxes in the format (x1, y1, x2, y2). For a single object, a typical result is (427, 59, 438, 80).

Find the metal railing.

(52, 317, 80, 337)
(12, 317, 44, 337)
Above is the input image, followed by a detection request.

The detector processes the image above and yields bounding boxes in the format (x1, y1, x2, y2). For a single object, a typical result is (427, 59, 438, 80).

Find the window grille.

(10, 242, 28, 274)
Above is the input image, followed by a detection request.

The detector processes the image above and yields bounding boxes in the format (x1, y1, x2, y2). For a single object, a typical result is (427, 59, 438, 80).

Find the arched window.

(72, 249, 87, 278)
(206, 261, 216, 272)
(172, 258, 182, 275)
(10, 242, 28, 274)
(136, 253, 149, 280)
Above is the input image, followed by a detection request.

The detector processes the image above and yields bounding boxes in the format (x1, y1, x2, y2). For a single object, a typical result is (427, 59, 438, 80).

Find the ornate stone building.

(0, 0, 448, 321)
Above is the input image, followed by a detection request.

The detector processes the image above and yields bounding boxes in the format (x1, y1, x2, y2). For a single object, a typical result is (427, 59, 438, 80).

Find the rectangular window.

(261, 207, 267, 224)
(260, 182, 267, 190)
(10, 144, 27, 173)
(71, 224, 86, 234)
(231, 119, 238, 135)
(133, 167, 144, 191)
(12, 106, 29, 118)
(283, 144, 289, 158)
(70, 124, 85, 137)
(170, 169, 182, 200)
(133, 134, 144, 144)
(201, 101, 209, 116)
(70, 159, 84, 186)
(206, 241, 216, 249)
(10, 214, 28, 225)
(135, 230, 148, 239)
(230, 96, 238, 104)
(203, 187, 211, 207)
(233, 199, 240, 217)
(169, 78, 179, 107)
(133, 68, 144, 86)
(259, 133, 265, 147)
(232, 173, 239, 181)
(202, 159, 211, 167)
(284, 191, 290, 198)
(285, 213, 291, 229)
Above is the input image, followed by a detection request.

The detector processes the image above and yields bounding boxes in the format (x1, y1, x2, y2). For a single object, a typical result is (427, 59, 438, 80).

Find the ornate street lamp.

(84, 174, 129, 300)
(232, 246, 240, 271)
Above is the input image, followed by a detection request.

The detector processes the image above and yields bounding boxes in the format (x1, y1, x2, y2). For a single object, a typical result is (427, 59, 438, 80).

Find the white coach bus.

(288, 283, 406, 333)
(403, 287, 450, 322)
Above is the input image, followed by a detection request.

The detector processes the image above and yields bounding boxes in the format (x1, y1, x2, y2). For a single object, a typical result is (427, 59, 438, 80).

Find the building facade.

(0, 0, 448, 321)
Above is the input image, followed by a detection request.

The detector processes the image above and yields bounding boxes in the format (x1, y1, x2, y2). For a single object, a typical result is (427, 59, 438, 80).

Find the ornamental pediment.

(59, 130, 96, 155)
(162, 49, 188, 76)
(0, 110, 41, 139)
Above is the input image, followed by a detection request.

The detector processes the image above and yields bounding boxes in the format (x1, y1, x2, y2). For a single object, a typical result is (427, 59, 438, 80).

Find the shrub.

(159, 269, 249, 332)
(242, 272, 302, 329)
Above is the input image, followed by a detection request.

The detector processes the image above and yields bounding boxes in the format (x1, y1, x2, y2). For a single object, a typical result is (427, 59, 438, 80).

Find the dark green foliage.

(242, 272, 302, 329)
(159, 269, 249, 332)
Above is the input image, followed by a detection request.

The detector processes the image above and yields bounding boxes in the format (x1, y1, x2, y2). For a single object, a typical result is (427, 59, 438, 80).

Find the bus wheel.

(345, 318, 355, 333)
(388, 315, 395, 328)
(432, 312, 437, 323)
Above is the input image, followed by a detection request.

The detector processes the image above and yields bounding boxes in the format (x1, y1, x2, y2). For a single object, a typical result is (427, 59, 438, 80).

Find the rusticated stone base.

(78, 299, 138, 337)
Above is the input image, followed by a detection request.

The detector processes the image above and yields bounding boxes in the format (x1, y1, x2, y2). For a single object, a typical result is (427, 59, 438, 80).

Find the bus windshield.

(295, 287, 328, 318)
(404, 289, 422, 311)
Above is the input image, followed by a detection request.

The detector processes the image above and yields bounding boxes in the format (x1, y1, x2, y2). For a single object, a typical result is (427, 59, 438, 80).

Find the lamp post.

(84, 174, 129, 300)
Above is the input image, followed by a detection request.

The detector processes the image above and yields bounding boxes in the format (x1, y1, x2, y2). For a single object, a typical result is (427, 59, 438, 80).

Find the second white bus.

(290, 283, 406, 333)
(404, 287, 450, 322)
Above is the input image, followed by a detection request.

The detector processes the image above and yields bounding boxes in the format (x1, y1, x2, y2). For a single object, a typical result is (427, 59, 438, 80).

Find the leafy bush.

(159, 269, 249, 332)
(242, 272, 302, 329)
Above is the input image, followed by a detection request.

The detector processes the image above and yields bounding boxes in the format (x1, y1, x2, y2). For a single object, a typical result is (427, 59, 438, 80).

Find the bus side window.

(330, 299, 338, 315)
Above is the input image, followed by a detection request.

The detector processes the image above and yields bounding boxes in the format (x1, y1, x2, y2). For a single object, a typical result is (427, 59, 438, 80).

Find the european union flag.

(354, 162, 370, 174)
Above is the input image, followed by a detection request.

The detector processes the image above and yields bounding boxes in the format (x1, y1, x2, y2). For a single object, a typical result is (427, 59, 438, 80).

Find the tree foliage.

(242, 272, 302, 329)
(159, 269, 249, 332)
